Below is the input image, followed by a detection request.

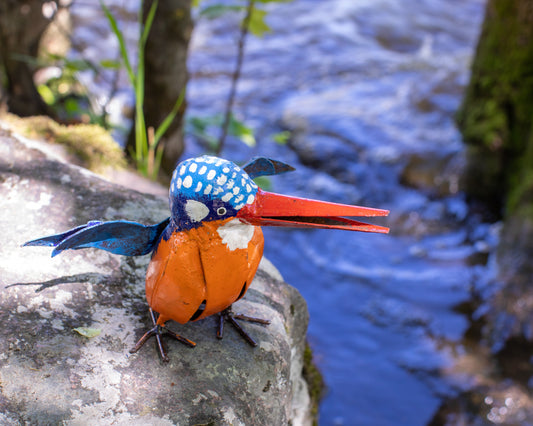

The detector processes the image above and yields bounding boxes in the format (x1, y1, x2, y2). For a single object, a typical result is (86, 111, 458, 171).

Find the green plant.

(272, 130, 291, 144)
(13, 52, 99, 124)
(193, 0, 292, 155)
(195, 0, 292, 36)
(102, 0, 184, 180)
(186, 113, 256, 153)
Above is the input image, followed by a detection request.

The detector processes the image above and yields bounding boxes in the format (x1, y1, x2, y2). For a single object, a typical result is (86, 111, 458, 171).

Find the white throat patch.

(217, 219, 254, 251)
(185, 200, 210, 222)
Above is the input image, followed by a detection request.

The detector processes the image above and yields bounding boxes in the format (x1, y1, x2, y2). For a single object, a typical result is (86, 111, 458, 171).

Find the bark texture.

(0, 0, 56, 116)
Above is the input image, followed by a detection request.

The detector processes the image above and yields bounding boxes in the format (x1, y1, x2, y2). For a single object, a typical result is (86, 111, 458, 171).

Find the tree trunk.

(457, 0, 533, 216)
(0, 0, 56, 116)
(126, 0, 192, 180)
(457, 0, 533, 344)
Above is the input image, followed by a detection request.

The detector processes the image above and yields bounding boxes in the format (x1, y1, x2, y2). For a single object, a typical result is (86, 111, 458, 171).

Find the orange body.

(145, 218, 264, 326)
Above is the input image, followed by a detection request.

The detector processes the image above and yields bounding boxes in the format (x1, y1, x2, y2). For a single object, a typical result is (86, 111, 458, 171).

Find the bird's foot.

(130, 308, 195, 362)
(217, 306, 271, 347)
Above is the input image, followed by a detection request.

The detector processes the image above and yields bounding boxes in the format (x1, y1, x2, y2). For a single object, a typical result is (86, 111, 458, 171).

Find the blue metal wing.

(243, 157, 295, 179)
(23, 218, 170, 257)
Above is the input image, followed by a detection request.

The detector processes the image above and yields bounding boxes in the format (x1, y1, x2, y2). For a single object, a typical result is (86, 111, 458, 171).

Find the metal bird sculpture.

(24, 155, 389, 361)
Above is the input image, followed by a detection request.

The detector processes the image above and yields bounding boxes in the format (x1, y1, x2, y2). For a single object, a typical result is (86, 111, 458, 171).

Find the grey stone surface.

(0, 123, 311, 425)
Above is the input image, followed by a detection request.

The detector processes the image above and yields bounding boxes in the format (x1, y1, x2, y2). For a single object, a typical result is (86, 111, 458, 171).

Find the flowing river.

(71, 0, 498, 424)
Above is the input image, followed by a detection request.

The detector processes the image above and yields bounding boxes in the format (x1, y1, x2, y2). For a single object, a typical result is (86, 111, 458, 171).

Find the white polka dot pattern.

(170, 155, 258, 210)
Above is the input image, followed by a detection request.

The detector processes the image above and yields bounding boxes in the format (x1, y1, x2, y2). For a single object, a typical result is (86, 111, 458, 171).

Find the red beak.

(237, 189, 389, 233)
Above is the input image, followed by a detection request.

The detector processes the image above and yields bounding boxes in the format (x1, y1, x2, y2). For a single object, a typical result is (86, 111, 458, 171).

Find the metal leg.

(217, 306, 271, 347)
(130, 308, 196, 362)
(130, 326, 160, 352)
(217, 312, 225, 340)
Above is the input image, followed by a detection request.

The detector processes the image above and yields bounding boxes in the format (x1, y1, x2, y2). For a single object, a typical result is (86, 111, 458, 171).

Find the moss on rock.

(2, 113, 126, 173)
(302, 343, 324, 425)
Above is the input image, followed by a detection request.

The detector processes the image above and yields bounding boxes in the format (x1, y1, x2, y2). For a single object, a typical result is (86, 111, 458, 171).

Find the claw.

(217, 306, 271, 347)
(130, 308, 195, 362)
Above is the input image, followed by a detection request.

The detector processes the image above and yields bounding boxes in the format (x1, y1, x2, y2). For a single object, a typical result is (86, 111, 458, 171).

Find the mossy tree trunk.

(0, 0, 57, 116)
(458, 0, 533, 344)
(457, 0, 533, 216)
(126, 0, 192, 180)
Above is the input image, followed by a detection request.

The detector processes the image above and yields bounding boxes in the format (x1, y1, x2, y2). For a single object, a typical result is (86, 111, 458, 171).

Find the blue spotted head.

(169, 156, 258, 230)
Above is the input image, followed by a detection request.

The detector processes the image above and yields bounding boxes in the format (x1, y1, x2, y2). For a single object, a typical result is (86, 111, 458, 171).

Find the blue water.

(71, 0, 492, 423)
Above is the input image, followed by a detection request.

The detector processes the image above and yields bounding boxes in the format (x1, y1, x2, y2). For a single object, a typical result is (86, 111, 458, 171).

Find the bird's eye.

(217, 207, 227, 216)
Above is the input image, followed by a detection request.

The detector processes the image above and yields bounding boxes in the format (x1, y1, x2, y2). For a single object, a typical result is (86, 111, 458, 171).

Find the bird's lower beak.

(236, 189, 389, 233)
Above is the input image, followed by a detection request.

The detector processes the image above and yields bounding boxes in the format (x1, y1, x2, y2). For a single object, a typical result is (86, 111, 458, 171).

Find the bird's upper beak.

(237, 189, 389, 233)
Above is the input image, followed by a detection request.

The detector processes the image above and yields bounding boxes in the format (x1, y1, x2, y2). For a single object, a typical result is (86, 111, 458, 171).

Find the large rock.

(0, 123, 312, 425)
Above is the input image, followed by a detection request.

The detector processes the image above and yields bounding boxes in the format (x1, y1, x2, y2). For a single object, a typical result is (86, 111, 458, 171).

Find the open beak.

(237, 189, 389, 233)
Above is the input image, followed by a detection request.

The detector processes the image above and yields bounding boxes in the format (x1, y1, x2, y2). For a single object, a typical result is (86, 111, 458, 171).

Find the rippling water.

(72, 0, 491, 424)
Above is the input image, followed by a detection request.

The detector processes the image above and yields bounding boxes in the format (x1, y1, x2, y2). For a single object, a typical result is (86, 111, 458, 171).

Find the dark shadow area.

(6, 272, 111, 292)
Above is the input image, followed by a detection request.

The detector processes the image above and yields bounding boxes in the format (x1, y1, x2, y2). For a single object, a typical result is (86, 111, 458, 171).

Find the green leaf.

(99, 59, 121, 69)
(199, 5, 244, 19)
(44, 52, 64, 61)
(64, 98, 81, 115)
(239, 132, 256, 147)
(187, 116, 208, 133)
(247, 8, 270, 37)
(252, 175, 272, 190)
(186, 116, 220, 152)
(60, 60, 84, 73)
(37, 84, 56, 105)
(10, 53, 44, 67)
(187, 114, 256, 149)
(63, 59, 91, 72)
(73, 327, 101, 338)
(228, 115, 256, 147)
(187, 114, 223, 131)
(273, 130, 291, 144)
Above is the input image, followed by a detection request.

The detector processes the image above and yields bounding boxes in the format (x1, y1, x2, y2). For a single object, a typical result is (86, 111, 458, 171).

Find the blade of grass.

(134, 0, 154, 168)
(135, 104, 147, 168)
(100, 1, 135, 86)
(135, 52, 146, 165)
(153, 88, 186, 147)
(101, 0, 144, 167)
(141, 0, 158, 46)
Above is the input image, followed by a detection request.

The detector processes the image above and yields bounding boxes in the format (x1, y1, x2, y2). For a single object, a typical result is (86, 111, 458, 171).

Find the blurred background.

(3, 0, 533, 424)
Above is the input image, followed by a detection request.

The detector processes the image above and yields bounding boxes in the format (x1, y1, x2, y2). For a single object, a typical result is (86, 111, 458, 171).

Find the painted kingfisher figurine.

(24, 156, 389, 361)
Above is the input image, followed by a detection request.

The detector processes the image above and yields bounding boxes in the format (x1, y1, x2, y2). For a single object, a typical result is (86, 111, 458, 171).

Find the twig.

(216, 0, 255, 156)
